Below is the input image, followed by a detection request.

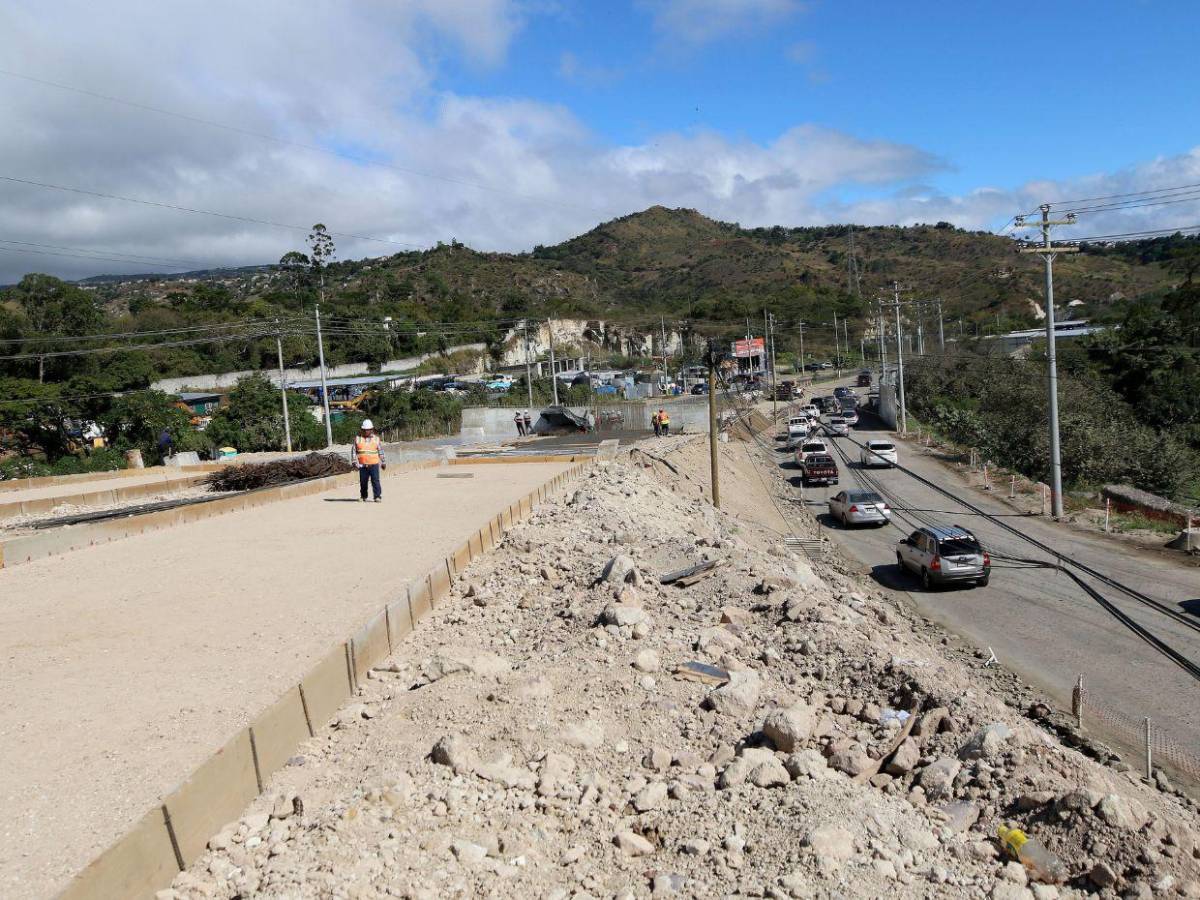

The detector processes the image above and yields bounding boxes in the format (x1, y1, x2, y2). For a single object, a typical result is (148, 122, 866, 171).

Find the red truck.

(800, 453, 839, 487)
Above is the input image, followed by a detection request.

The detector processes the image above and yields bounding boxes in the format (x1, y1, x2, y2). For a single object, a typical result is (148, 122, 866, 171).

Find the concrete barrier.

(0, 463, 220, 494)
(55, 458, 594, 900)
(0, 473, 208, 520)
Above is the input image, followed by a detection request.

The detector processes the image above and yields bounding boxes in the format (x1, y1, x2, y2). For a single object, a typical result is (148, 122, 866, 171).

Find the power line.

(0, 175, 426, 250)
(0, 318, 288, 346)
(0, 244, 192, 271)
(0, 238, 211, 269)
(1046, 181, 1200, 208)
(0, 67, 600, 217)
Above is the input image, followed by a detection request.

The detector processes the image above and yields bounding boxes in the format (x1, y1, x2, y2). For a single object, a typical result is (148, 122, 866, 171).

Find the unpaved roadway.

(0, 460, 572, 900)
(771, 408, 1200, 779)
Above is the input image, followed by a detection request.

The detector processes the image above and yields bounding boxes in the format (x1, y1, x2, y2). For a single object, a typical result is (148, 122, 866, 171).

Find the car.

(802, 404, 820, 419)
(825, 416, 849, 436)
(860, 440, 898, 467)
(800, 453, 839, 486)
(820, 361, 834, 369)
(833, 386, 854, 398)
(839, 408, 859, 426)
(828, 489, 891, 526)
(896, 525, 991, 590)
(804, 362, 823, 372)
(690, 384, 708, 395)
(787, 415, 810, 438)
(795, 439, 828, 466)
(821, 396, 842, 413)
(856, 372, 872, 387)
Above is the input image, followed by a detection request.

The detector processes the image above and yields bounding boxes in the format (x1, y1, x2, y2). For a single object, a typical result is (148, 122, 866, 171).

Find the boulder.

(424, 648, 511, 682)
(614, 831, 654, 856)
(431, 735, 476, 774)
(1096, 793, 1149, 831)
(602, 604, 648, 627)
(804, 824, 855, 866)
(761, 704, 819, 753)
(828, 744, 873, 777)
(704, 670, 761, 718)
(917, 757, 961, 800)
(719, 747, 790, 789)
(885, 737, 920, 775)
(958, 722, 1012, 760)
(599, 554, 643, 586)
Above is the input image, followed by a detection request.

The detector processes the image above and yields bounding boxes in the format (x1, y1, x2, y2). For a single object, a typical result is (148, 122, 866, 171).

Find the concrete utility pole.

(765, 310, 778, 420)
(547, 318, 559, 406)
(878, 306, 887, 369)
(937, 300, 945, 352)
(661, 315, 670, 388)
(314, 305, 333, 448)
(707, 349, 720, 509)
(916, 314, 924, 357)
(523, 324, 534, 412)
(1016, 204, 1078, 519)
(275, 321, 292, 453)
(833, 311, 841, 375)
(890, 281, 908, 434)
(797, 321, 806, 375)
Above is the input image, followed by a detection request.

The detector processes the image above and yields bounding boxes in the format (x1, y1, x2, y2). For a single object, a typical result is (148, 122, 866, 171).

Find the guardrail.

(55, 459, 592, 900)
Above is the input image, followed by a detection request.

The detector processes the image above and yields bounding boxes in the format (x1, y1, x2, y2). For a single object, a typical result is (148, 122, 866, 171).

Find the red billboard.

(731, 337, 765, 358)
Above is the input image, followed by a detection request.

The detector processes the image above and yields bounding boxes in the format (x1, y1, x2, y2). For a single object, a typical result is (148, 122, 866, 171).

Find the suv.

(896, 525, 990, 590)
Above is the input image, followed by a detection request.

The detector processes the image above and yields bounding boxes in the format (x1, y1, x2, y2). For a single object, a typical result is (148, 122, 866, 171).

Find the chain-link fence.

(1072, 676, 1200, 783)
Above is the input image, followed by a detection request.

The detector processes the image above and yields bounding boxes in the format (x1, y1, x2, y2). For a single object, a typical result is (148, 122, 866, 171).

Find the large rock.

(602, 604, 648, 627)
(704, 670, 761, 718)
(917, 757, 961, 800)
(885, 737, 920, 775)
(828, 744, 873, 777)
(719, 747, 790, 789)
(761, 704, 819, 753)
(958, 722, 1012, 760)
(559, 720, 605, 750)
(599, 554, 643, 586)
(614, 831, 654, 856)
(431, 735, 477, 774)
(633, 781, 668, 812)
(424, 648, 511, 682)
(1096, 793, 1149, 831)
(804, 824, 855, 867)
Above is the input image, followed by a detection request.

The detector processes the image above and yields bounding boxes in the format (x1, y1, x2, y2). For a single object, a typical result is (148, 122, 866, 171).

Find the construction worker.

(351, 419, 386, 502)
(658, 408, 670, 437)
(523, 410, 533, 435)
(514, 410, 526, 437)
(651, 409, 661, 437)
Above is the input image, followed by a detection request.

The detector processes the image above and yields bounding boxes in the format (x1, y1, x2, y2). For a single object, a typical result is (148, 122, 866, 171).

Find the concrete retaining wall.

(878, 382, 898, 431)
(0, 464, 219, 495)
(0, 474, 209, 521)
(461, 397, 726, 439)
(55, 459, 592, 900)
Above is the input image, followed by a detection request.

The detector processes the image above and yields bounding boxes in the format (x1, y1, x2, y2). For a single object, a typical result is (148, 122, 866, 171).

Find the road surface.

(770, 404, 1200, 780)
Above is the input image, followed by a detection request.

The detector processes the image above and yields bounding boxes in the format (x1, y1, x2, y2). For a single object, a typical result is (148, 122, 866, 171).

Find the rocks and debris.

(168, 436, 1200, 900)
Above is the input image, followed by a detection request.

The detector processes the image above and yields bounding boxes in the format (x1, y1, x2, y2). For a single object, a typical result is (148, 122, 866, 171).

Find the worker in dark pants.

(351, 419, 386, 502)
(514, 410, 526, 436)
(523, 411, 533, 435)
(157, 428, 174, 461)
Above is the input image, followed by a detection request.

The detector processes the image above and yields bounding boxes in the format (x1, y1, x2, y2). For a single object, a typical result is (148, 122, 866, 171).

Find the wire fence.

(1072, 676, 1200, 783)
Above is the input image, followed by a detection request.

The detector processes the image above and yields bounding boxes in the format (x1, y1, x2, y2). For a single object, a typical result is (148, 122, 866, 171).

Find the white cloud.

(638, 0, 806, 45)
(1, 1, 1198, 286)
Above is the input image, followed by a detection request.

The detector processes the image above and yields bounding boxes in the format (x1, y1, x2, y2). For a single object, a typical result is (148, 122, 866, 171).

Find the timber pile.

(203, 454, 352, 492)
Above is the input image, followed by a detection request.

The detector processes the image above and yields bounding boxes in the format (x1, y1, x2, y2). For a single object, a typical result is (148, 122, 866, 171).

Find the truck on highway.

(799, 453, 839, 487)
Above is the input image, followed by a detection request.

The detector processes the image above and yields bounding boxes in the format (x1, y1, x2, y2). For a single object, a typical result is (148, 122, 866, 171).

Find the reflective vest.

(660, 413, 670, 424)
(355, 434, 381, 466)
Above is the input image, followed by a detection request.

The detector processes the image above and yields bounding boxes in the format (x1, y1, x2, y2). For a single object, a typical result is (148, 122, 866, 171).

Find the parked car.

(860, 439, 898, 467)
(820, 361, 834, 369)
(825, 416, 849, 436)
(804, 362, 823, 372)
(690, 383, 708, 395)
(896, 525, 991, 590)
(795, 439, 828, 466)
(828, 489, 891, 526)
(800, 453, 839, 486)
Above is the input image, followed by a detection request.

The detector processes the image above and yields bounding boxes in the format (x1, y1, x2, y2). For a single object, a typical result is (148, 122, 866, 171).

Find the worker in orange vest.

(658, 409, 670, 437)
(351, 419, 387, 502)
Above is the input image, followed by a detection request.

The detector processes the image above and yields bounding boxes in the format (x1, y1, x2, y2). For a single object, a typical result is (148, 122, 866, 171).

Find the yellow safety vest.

(355, 435, 381, 466)
(660, 413, 670, 424)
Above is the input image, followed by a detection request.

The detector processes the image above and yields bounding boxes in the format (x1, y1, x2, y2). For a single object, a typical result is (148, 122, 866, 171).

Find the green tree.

(96, 392, 201, 463)
(7, 274, 104, 381)
(205, 374, 323, 452)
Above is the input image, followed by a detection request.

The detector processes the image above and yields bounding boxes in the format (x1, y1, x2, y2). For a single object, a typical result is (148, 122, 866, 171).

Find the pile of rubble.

(164, 439, 1200, 899)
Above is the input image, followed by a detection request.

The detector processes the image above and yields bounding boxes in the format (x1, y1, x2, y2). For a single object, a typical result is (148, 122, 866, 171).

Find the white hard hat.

(361, 419, 374, 430)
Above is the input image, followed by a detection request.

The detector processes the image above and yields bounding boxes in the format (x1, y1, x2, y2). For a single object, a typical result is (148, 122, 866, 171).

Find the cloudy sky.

(1, 0, 1198, 282)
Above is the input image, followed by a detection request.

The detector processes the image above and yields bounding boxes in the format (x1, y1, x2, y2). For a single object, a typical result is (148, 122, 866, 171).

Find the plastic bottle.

(996, 824, 1067, 884)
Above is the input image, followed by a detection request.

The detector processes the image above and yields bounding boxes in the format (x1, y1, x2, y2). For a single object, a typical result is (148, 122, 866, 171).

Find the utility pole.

(661, 315, 670, 388)
(707, 343, 720, 509)
(765, 310, 778, 419)
(843, 319, 850, 364)
(878, 306, 887, 370)
(797, 321, 806, 375)
(916, 314, 924, 357)
(275, 321, 292, 453)
(832, 310, 840, 375)
(314, 305, 333, 448)
(1016, 205, 1078, 519)
(937, 300, 945, 352)
(547, 318, 559, 406)
(523, 324, 534, 412)
(891, 281, 907, 434)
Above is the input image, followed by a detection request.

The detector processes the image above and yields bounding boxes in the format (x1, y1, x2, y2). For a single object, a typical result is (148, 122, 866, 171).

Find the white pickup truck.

(786, 416, 810, 439)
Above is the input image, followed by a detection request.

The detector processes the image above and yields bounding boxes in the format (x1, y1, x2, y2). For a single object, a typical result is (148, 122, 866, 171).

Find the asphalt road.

(771, 402, 1200, 775)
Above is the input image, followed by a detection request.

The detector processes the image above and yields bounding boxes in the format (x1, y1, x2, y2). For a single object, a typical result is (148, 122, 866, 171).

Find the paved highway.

(772, 402, 1200, 777)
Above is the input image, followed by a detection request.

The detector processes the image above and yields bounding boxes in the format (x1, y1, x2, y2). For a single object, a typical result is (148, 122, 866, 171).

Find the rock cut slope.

(163, 437, 1200, 899)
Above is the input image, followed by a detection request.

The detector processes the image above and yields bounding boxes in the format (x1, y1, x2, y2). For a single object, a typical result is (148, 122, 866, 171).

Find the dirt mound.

(165, 438, 1200, 899)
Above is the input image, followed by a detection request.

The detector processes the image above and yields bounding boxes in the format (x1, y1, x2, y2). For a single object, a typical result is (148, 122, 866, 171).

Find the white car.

(786, 416, 809, 438)
(825, 417, 849, 437)
(860, 440, 898, 467)
(795, 439, 829, 467)
(803, 404, 820, 420)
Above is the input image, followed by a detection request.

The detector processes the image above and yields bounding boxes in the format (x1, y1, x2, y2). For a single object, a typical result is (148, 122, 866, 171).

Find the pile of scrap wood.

(204, 453, 352, 492)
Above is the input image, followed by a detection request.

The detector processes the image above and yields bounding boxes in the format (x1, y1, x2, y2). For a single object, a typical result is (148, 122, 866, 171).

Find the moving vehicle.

(857, 371, 872, 387)
(774, 380, 798, 400)
(787, 415, 810, 438)
(795, 438, 828, 465)
(896, 525, 991, 590)
(800, 453, 839, 486)
(828, 489, 891, 526)
(802, 404, 820, 420)
(825, 416, 849, 436)
(690, 383, 708, 395)
(833, 386, 856, 399)
(839, 408, 859, 426)
(860, 440, 898, 467)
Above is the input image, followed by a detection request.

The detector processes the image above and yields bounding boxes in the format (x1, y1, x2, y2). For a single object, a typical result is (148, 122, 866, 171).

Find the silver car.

(828, 489, 891, 526)
(825, 417, 849, 436)
(896, 525, 991, 590)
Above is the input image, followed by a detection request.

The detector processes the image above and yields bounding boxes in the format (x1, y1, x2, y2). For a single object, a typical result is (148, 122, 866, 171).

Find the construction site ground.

(0, 460, 572, 900)
(159, 435, 1200, 899)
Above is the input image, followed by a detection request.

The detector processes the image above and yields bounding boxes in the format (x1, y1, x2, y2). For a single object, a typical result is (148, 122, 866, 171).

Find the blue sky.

(1, 0, 1198, 280)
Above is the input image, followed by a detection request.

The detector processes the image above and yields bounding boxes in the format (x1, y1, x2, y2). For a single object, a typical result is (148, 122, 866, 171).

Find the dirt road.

(0, 461, 571, 900)
(772, 411, 1200, 777)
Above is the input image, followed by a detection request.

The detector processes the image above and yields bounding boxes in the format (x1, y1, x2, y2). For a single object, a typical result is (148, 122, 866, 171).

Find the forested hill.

(0, 207, 1191, 387)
